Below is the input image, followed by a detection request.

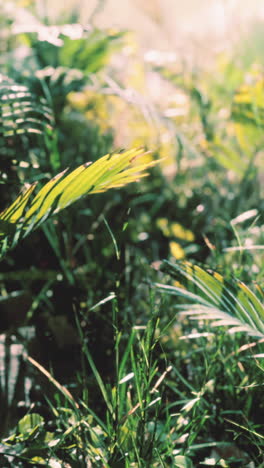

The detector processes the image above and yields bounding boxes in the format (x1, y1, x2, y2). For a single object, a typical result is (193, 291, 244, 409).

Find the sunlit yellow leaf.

(169, 242, 185, 260)
(0, 183, 36, 223)
(156, 218, 170, 237)
(171, 223, 195, 242)
(0, 148, 160, 255)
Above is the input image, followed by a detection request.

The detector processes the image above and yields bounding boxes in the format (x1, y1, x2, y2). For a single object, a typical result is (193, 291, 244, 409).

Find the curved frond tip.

(0, 148, 159, 256)
(157, 260, 264, 340)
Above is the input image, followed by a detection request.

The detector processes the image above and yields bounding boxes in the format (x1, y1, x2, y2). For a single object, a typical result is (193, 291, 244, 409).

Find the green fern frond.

(0, 148, 159, 257)
(156, 260, 264, 339)
(0, 75, 53, 139)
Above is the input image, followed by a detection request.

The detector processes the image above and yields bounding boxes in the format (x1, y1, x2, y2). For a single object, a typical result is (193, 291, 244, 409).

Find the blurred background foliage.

(0, 0, 264, 466)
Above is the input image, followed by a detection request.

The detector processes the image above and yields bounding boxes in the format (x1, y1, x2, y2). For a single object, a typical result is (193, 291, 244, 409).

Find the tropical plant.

(157, 260, 264, 340)
(0, 74, 53, 151)
(1, 2, 264, 466)
(0, 148, 158, 258)
(0, 73, 55, 209)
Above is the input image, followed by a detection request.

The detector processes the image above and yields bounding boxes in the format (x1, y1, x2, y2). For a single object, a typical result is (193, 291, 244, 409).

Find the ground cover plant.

(0, 1, 263, 466)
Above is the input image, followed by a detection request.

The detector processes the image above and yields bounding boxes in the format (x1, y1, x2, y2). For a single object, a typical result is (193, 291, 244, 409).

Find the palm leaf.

(0, 75, 53, 143)
(156, 260, 264, 339)
(0, 148, 158, 257)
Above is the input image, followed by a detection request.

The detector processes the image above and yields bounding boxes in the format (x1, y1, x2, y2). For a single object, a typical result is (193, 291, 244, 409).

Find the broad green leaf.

(59, 29, 125, 74)
(17, 413, 44, 438)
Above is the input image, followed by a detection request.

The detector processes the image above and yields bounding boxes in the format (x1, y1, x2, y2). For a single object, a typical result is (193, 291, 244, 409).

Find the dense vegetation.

(0, 2, 263, 466)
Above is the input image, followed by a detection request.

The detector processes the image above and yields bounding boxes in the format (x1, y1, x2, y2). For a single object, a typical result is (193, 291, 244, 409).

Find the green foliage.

(0, 75, 53, 149)
(0, 148, 158, 257)
(158, 260, 264, 339)
(0, 1, 264, 467)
